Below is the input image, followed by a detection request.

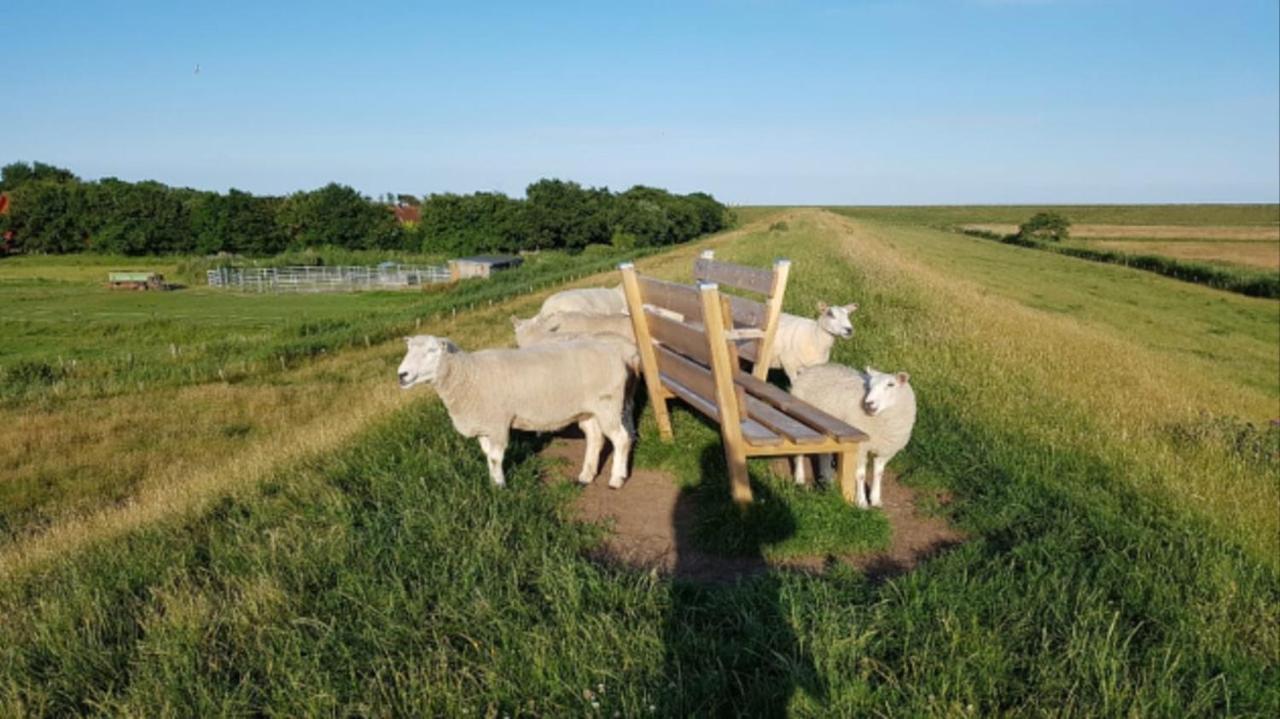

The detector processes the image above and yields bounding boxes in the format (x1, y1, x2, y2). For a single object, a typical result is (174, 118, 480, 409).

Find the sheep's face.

(398, 335, 455, 388)
(511, 315, 537, 346)
(816, 301, 858, 339)
(862, 367, 910, 416)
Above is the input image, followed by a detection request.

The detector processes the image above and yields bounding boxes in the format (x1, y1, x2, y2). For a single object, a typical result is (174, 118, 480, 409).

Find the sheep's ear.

(441, 339, 460, 354)
(816, 300, 829, 313)
(896, 372, 911, 385)
(509, 315, 519, 328)
(844, 303, 859, 313)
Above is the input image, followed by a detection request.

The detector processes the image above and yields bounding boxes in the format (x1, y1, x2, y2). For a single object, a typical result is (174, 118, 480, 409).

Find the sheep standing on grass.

(769, 302, 859, 381)
(538, 285, 628, 318)
(790, 364, 916, 508)
(397, 336, 633, 489)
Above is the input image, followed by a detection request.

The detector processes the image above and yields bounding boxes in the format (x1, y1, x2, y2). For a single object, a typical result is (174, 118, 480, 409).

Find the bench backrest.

(692, 250, 789, 380)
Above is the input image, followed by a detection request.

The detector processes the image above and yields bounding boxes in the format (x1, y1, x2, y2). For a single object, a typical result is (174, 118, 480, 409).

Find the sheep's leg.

(793, 455, 809, 486)
(597, 411, 632, 489)
(577, 418, 604, 485)
(478, 434, 507, 488)
(870, 456, 888, 507)
(816, 454, 834, 485)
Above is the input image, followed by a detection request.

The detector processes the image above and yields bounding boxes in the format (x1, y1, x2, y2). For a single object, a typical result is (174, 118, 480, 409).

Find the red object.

(393, 204, 421, 224)
(0, 192, 9, 215)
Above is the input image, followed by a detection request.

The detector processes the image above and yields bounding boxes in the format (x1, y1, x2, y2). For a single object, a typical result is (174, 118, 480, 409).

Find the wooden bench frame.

(619, 258, 868, 507)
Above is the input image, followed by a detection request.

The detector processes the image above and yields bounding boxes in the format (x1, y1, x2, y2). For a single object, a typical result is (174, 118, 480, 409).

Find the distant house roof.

(0, 192, 9, 215)
(393, 205, 421, 224)
(453, 255, 522, 266)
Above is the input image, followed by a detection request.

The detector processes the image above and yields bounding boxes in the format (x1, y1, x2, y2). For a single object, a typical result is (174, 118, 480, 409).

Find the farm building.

(448, 255, 523, 280)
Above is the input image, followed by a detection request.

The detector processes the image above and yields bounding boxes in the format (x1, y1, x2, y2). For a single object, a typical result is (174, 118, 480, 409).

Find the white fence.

(207, 264, 452, 293)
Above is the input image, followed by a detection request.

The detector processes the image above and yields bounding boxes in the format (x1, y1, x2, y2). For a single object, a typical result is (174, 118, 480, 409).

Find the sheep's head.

(862, 366, 910, 416)
(816, 301, 858, 339)
(398, 335, 458, 388)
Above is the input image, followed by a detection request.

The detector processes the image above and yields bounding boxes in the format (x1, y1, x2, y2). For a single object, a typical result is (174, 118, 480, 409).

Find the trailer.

(108, 271, 170, 290)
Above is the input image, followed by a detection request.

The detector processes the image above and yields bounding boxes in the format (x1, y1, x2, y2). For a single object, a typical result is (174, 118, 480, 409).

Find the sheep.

(538, 285, 628, 317)
(790, 364, 916, 508)
(397, 335, 633, 489)
(769, 302, 859, 381)
(510, 311, 636, 359)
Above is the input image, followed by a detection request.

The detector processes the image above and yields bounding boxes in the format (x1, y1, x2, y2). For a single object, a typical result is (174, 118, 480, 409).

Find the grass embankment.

(2, 210, 1277, 715)
(0, 245, 671, 550)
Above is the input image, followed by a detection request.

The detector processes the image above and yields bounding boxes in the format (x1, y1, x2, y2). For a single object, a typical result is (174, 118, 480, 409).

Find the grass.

(828, 203, 1280, 227)
(1, 209, 1278, 715)
(0, 244, 670, 546)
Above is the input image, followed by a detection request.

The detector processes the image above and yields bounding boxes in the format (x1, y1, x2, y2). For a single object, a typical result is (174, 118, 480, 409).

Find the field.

(2, 209, 1278, 715)
(829, 204, 1280, 276)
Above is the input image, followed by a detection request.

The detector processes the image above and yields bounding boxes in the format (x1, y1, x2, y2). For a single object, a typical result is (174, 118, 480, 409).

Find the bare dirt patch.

(541, 438, 964, 583)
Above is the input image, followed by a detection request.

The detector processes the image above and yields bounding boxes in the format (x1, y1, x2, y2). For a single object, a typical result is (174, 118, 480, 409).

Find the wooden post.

(752, 259, 790, 380)
(620, 263, 673, 441)
(701, 282, 753, 507)
(837, 448, 858, 506)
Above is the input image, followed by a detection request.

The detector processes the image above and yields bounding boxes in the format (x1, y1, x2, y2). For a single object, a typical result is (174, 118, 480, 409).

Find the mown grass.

(2, 209, 1277, 715)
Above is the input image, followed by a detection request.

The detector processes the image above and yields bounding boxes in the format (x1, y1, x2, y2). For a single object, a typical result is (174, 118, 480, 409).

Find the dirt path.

(542, 438, 964, 583)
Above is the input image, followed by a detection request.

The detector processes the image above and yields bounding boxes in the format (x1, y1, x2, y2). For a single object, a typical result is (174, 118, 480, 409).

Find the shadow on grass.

(658, 444, 826, 716)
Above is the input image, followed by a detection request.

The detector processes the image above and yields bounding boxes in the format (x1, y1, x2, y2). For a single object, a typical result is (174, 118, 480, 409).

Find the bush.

(1018, 211, 1070, 242)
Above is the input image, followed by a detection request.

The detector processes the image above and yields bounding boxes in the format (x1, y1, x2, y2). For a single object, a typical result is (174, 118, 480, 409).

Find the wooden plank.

(744, 439, 855, 457)
(637, 276, 703, 323)
(654, 345, 715, 402)
(735, 372, 869, 442)
(744, 396, 826, 445)
(726, 294, 766, 328)
(619, 263, 672, 440)
(661, 375, 781, 447)
(694, 258, 774, 295)
(646, 309, 711, 365)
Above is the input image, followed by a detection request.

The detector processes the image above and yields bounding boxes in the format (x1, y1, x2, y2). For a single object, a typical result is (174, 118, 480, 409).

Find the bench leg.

(837, 448, 868, 508)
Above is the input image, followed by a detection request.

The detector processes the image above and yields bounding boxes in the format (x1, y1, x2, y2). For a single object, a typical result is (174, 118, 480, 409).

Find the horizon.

(6, 0, 1278, 205)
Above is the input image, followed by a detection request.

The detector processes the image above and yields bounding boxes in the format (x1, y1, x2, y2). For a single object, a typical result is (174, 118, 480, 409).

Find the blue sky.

(5, 0, 1278, 204)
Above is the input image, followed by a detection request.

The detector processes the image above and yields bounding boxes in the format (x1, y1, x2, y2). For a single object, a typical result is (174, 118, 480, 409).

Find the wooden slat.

(661, 376, 781, 447)
(654, 345, 715, 401)
(637, 276, 703, 323)
(694, 258, 774, 295)
(743, 396, 826, 445)
(726, 294, 766, 328)
(735, 372, 869, 442)
(645, 309, 711, 365)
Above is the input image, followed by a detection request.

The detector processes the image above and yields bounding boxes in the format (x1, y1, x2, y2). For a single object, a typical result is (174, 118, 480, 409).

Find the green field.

(2, 209, 1278, 715)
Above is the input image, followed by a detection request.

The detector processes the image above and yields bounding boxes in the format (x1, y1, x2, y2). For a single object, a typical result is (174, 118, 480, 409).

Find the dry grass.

(1082, 239, 1280, 269)
(962, 223, 1280, 240)
(809, 210, 1278, 561)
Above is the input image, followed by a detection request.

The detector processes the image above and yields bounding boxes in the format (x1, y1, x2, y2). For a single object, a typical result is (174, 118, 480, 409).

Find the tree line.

(0, 162, 731, 257)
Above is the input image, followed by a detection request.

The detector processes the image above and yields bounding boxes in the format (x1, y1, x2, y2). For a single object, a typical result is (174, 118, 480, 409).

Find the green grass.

(826, 203, 1280, 227)
(1, 210, 1277, 715)
(0, 246, 655, 406)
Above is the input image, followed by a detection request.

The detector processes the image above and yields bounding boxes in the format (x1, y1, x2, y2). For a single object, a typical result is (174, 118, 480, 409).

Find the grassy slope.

(828, 204, 1280, 227)
(2, 211, 1277, 715)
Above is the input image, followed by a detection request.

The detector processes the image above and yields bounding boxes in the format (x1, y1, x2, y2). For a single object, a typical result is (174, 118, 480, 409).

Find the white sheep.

(538, 285, 628, 317)
(397, 335, 633, 489)
(790, 364, 916, 508)
(510, 311, 636, 349)
(768, 302, 858, 381)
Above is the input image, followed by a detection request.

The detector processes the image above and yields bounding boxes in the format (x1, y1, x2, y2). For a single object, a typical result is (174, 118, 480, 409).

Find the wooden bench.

(619, 257, 868, 507)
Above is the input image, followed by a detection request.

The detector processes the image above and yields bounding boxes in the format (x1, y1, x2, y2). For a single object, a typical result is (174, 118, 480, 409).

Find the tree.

(191, 189, 287, 255)
(276, 183, 403, 250)
(0, 161, 78, 192)
(1018, 211, 1071, 242)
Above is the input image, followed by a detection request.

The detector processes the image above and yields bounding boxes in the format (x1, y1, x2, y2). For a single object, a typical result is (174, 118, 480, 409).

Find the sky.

(4, 0, 1278, 204)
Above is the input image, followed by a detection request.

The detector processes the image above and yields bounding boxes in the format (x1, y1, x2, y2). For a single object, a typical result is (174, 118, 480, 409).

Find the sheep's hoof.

(577, 475, 594, 486)
(608, 476, 625, 489)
